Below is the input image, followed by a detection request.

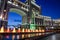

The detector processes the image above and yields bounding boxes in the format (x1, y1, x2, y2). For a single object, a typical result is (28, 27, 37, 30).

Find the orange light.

(39, 30, 41, 32)
(26, 29, 27, 32)
(36, 29, 38, 32)
(31, 30, 33, 32)
(12, 35, 15, 40)
(25, 29, 28, 32)
(32, 30, 34, 32)
(6, 27, 10, 33)
(22, 34, 24, 38)
(12, 28, 16, 33)
(28, 29, 30, 32)
(18, 28, 21, 33)
(0, 26, 4, 33)
(22, 28, 24, 32)
(28, 34, 30, 37)
(41, 30, 45, 32)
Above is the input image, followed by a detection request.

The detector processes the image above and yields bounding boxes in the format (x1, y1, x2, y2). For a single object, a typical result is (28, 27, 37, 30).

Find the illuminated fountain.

(6, 27, 10, 33)
(17, 28, 21, 33)
(0, 26, 4, 33)
(27, 29, 30, 32)
(0, 26, 45, 33)
(41, 30, 45, 32)
(12, 28, 16, 33)
(0, 14, 3, 19)
(39, 30, 42, 32)
(35, 29, 38, 32)
(22, 28, 24, 32)
(25, 29, 28, 32)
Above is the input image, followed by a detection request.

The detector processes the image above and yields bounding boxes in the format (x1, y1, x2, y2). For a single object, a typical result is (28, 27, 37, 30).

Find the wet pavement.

(40, 33, 60, 40)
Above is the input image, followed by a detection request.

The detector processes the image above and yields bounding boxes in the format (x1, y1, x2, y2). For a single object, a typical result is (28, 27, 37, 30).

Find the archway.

(8, 8, 27, 28)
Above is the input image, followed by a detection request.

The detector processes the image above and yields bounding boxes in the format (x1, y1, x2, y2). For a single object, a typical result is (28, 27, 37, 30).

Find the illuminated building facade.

(0, 0, 60, 31)
(0, 0, 8, 28)
(0, 0, 41, 29)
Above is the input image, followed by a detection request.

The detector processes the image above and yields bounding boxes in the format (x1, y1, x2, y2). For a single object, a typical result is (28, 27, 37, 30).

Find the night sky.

(20, 0, 60, 19)
(36, 0, 60, 19)
(8, 0, 60, 26)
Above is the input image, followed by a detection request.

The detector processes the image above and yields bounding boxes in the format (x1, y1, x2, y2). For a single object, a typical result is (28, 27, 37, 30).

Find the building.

(43, 16, 52, 26)
(52, 19, 60, 29)
(0, 0, 8, 28)
(0, 0, 60, 30)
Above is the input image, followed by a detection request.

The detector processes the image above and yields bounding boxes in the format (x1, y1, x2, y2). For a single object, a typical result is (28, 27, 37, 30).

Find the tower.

(25, 0, 41, 30)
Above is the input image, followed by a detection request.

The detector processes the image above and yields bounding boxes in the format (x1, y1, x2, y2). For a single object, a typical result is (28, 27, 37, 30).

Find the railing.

(7, 0, 29, 12)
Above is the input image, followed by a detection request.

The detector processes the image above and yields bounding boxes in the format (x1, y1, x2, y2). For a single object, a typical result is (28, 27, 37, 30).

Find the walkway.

(40, 33, 60, 40)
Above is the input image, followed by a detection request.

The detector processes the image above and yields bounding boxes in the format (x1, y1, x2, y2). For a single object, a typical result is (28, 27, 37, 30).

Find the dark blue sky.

(8, 0, 60, 25)
(36, 0, 60, 19)
(8, 12, 22, 25)
(20, 0, 60, 19)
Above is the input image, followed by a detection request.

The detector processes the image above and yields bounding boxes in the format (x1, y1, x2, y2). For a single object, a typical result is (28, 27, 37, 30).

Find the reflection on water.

(17, 35, 20, 39)
(12, 35, 15, 40)
(6, 35, 9, 39)
(51, 35, 56, 40)
(22, 34, 25, 39)
(39, 33, 42, 35)
(40, 34, 60, 40)
(0, 33, 46, 40)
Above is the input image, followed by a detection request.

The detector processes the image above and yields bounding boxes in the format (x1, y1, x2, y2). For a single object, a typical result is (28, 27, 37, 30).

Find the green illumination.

(30, 24, 36, 30)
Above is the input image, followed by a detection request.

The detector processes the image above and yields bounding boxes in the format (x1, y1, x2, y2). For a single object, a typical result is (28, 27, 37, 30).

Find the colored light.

(25, 29, 28, 32)
(6, 27, 10, 33)
(36, 29, 38, 32)
(41, 30, 45, 32)
(18, 28, 21, 33)
(30, 24, 36, 30)
(28, 29, 30, 32)
(17, 35, 20, 39)
(4, 10, 6, 12)
(0, 26, 4, 33)
(12, 28, 16, 33)
(39, 30, 41, 32)
(22, 34, 24, 39)
(22, 28, 24, 32)
(0, 15, 3, 19)
(28, 34, 31, 37)
(12, 35, 15, 40)
(6, 35, 9, 39)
